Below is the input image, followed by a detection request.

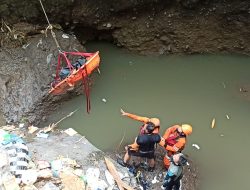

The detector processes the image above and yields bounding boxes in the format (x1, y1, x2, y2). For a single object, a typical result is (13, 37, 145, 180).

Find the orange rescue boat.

(49, 51, 100, 113)
(49, 51, 100, 95)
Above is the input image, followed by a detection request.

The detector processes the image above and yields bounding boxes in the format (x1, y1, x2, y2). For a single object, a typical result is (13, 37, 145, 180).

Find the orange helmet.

(181, 124, 192, 135)
(149, 118, 160, 127)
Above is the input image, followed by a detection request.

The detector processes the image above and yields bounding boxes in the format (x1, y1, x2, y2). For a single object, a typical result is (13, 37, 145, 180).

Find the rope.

(39, 0, 51, 26)
(82, 67, 91, 114)
(38, 0, 62, 51)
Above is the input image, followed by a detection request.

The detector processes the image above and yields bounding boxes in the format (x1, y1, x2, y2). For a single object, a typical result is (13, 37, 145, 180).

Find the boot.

(117, 158, 127, 167)
(148, 166, 155, 172)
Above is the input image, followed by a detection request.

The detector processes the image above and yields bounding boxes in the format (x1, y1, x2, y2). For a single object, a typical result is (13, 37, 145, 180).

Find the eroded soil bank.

(1, 0, 250, 55)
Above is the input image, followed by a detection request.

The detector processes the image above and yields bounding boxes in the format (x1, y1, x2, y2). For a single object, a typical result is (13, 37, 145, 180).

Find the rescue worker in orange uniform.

(159, 124, 192, 169)
(120, 108, 160, 135)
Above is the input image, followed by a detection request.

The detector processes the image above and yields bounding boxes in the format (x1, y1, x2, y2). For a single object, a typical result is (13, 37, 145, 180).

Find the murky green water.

(44, 42, 250, 190)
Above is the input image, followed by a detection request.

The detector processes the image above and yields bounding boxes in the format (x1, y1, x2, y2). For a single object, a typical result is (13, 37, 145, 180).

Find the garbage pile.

(0, 125, 136, 190)
(0, 128, 29, 189)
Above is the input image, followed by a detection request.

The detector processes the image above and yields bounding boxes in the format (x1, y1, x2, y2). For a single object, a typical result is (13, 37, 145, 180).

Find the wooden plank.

(104, 157, 135, 190)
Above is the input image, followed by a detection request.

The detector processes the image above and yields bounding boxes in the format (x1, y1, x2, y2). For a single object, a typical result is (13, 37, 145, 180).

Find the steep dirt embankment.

(1, 0, 250, 55)
(0, 23, 84, 123)
(110, 1, 250, 54)
(0, 0, 249, 123)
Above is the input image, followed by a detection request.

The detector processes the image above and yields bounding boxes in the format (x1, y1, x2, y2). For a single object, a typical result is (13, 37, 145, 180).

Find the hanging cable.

(38, 0, 62, 52)
(82, 68, 91, 114)
(39, 0, 93, 113)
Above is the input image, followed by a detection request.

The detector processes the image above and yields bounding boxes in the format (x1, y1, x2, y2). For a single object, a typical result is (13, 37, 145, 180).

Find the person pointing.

(120, 108, 160, 135)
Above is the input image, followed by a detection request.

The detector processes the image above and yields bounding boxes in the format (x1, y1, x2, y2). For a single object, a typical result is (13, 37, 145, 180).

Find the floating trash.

(211, 118, 216, 128)
(192, 144, 200, 150)
(102, 98, 107, 103)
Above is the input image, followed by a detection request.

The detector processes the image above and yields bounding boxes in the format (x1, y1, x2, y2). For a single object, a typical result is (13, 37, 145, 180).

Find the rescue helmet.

(181, 124, 192, 136)
(149, 118, 160, 127)
(146, 122, 155, 134)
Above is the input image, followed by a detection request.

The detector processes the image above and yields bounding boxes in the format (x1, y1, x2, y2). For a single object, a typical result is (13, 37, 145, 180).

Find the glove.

(128, 142, 139, 151)
(159, 137, 166, 147)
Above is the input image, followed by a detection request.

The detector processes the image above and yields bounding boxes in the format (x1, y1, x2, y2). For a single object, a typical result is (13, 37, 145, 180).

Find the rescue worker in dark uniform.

(117, 122, 161, 171)
(162, 153, 188, 190)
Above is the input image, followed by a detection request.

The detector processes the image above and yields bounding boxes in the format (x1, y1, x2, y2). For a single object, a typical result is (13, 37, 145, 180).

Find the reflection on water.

(44, 42, 250, 190)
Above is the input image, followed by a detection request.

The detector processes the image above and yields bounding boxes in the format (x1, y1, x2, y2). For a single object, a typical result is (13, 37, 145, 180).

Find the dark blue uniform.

(128, 133, 161, 159)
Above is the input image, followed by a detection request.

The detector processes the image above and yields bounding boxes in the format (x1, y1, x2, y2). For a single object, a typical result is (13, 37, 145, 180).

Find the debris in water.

(226, 115, 230, 119)
(97, 68, 101, 74)
(192, 144, 200, 150)
(102, 98, 107, 103)
(240, 87, 247, 92)
(220, 134, 224, 137)
(211, 118, 216, 128)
